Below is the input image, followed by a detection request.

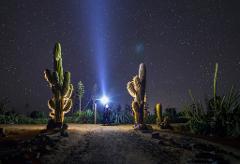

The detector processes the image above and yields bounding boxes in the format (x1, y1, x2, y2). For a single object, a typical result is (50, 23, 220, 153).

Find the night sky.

(1, 0, 240, 113)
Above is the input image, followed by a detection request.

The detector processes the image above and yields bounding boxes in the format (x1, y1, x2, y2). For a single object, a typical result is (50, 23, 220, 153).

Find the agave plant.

(183, 63, 240, 136)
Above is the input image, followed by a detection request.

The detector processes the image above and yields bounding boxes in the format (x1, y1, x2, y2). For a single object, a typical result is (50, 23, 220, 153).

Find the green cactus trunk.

(44, 43, 73, 129)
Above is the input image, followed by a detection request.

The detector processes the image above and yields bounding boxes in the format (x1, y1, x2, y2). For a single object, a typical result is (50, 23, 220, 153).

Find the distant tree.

(77, 81, 85, 111)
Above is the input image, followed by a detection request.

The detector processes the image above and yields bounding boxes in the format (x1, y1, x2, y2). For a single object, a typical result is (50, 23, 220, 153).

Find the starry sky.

(1, 0, 240, 113)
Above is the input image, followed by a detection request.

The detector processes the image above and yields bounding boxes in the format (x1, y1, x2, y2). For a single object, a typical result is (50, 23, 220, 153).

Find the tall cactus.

(127, 63, 146, 127)
(44, 43, 73, 128)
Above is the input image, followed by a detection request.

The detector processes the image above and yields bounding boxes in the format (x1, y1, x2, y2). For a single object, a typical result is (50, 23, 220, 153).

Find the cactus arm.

(49, 112, 55, 119)
(62, 72, 71, 95)
(48, 98, 56, 119)
(44, 69, 53, 86)
(64, 84, 73, 99)
(49, 111, 55, 119)
(54, 43, 64, 84)
(63, 99, 72, 113)
(52, 72, 59, 85)
(127, 81, 137, 98)
(48, 98, 55, 109)
(133, 75, 141, 91)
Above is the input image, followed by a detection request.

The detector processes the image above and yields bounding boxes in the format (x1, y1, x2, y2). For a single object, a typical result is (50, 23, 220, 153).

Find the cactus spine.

(127, 63, 146, 127)
(44, 43, 73, 127)
(155, 103, 162, 126)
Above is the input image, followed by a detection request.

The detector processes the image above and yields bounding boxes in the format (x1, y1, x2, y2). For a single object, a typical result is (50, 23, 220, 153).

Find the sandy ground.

(41, 124, 181, 164)
(1, 124, 240, 164)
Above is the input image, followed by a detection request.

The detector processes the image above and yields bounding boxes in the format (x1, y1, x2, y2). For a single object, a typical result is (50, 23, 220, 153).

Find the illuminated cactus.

(44, 43, 73, 128)
(155, 103, 162, 126)
(127, 63, 146, 128)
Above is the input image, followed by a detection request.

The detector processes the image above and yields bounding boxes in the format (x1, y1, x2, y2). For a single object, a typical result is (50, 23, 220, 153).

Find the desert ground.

(0, 124, 240, 164)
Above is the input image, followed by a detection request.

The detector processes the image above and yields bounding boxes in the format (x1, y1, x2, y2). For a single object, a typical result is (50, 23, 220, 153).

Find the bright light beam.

(85, 0, 110, 96)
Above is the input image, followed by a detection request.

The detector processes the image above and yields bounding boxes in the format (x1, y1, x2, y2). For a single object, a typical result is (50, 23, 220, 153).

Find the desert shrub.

(182, 103, 210, 135)
(31, 118, 48, 124)
(16, 115, 33, 124)
(182, 63, 240, 137)
(0, 115, 8, 124)
(0, 112, 18, 124)
(65, 109, 94, 124)
(0, 114, 48, 124)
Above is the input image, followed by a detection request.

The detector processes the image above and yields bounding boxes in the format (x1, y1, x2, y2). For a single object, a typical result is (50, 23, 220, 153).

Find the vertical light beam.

(86, 0, 109, 96)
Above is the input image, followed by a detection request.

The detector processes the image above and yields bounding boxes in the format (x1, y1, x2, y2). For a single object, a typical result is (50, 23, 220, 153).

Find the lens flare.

(100, 96, 109, 105)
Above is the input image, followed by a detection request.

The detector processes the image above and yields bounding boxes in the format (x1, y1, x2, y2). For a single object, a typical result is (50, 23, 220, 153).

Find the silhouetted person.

(103, 105, 110, 125)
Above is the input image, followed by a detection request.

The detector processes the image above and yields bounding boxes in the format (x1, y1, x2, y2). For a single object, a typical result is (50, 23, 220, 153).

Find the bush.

(110, 110, 133, 124)
(64, 109, 94, 124)
(0, 114, 48, 124)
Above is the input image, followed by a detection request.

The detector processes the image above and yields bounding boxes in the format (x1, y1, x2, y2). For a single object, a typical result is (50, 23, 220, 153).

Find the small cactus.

(44, 43, 73, 128)
(127, 63, 146, 127)
(155, 103, 162, 126)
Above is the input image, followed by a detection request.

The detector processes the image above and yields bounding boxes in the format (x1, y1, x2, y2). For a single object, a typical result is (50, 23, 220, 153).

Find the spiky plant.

(127, 63, 146, 128)
(182, 90, 209, 134)
(183, 63, 240, 136)
(44, 43, 73, 128)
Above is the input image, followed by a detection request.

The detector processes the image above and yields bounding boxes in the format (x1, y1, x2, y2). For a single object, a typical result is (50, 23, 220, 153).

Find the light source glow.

(100, 96, 109, 105)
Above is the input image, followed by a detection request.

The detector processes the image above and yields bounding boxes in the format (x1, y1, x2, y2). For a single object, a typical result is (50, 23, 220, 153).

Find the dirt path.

(1, 124, 240, 164)
(39, 125, 181, 164)
(64, 125, 179, 164)
(40, 124, 240, 164)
